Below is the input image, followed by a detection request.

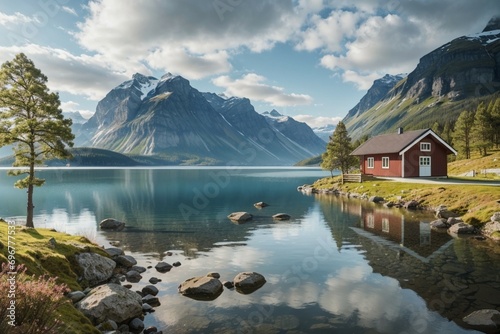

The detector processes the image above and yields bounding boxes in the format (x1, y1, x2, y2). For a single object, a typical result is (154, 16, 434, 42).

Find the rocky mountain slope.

(343, 17, 500, 139)
(203, 94, 325, 161)
(262, 109, 326, 148)
(344, 74, 406, 120)
(77, 74, 324, 165)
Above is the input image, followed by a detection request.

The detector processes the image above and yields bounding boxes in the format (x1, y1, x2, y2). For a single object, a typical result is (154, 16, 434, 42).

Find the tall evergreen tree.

(442, 120, 453, 145)
(471, 102, 492, 156)
(320, 122, 357, 176)
(0, 53, 74, 228)
(431, 121, 441, 136)
(489, 98, 500, 148)
(452, 110, 475, 159)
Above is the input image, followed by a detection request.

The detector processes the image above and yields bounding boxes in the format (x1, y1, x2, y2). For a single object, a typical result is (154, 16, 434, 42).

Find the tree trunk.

(26, 151, 35, 228)
(26, 183, 34, 228)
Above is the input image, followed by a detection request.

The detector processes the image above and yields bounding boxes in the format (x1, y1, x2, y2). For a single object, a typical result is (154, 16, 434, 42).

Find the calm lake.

(1, 167, 498, 333)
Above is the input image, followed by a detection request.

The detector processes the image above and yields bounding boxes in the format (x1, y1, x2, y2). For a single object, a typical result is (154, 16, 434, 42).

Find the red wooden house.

(350, 128, 457, 178)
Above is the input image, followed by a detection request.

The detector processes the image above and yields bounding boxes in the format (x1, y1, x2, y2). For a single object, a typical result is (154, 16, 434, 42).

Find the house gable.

(399, 129, 457, 156)
(401, 133, 453, 177)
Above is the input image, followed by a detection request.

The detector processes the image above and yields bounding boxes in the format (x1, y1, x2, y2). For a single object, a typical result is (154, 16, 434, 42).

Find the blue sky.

(0, 0, 498, 128)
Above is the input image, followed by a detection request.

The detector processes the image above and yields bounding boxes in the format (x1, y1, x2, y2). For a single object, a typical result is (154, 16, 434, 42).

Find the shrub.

(0, 263, 70, 333)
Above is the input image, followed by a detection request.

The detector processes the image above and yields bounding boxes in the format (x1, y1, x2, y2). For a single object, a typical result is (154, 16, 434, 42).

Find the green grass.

(0, 221, 105, 333)
(0, 221, 108, 289)
(448, 150, 500, 178)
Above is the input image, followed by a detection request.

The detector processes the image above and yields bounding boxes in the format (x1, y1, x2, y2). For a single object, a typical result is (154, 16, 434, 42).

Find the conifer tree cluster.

(432, 97, 500, 159)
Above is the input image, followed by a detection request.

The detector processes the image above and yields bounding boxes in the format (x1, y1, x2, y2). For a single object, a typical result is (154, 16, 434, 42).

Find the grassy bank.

(313, 150, 500, 228)
(0, 220, 102, 333)
(312, 176, 500, 226)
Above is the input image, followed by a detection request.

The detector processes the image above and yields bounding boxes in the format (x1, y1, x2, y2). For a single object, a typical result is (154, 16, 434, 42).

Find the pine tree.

(320, 122, 357, 176)
(452, 110, 475, 159)
(431, 121, 441, 136)
(489, 98, 500, 148)
(0, 53, 74, 228)
(442, 120, 453, 145)
(471, 102, 492, 156)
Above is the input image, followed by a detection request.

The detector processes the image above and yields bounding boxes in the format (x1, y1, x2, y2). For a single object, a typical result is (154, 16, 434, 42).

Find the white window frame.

(382, 157, 390, 169)
(382, 218, 390, 233)
(419, 156, 431, 166)
(420, 142, 431, 152)
(367, 157, 374, 169)
(367, 214, 374, 228)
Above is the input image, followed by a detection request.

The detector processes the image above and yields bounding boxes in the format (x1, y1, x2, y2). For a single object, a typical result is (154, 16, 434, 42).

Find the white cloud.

(320, 14, 430, 74)
(75, 0, 303, 80)
(340, 70, 384, 91)
(294, 114, 342, 128)
(212, 73, 313, 107)
(61, 6, 78, 16)
(147, 49, 231, 80)
(60, 101, 80, 111)
(0, 11, 35, 26)
(0, 44, 129, 101)
(296, 10, 362, 52)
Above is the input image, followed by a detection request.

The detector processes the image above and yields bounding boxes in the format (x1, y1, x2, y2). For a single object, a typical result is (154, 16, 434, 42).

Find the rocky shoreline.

(297, 184, 500, 242)
(66, 218, 267, 334)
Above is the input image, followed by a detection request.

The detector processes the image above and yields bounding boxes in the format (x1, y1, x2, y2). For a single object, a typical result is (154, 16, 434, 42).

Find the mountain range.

(343, 17, 500, 139)
(4, 18, 498, 166)
(75, 73, 326, 165)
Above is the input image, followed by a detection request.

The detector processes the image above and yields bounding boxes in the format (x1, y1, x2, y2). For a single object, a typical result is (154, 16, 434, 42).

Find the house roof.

(351, 129, 457, 156)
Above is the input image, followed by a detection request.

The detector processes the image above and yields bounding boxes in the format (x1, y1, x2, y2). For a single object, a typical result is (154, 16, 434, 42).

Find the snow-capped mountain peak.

(114, 73, 160, 100)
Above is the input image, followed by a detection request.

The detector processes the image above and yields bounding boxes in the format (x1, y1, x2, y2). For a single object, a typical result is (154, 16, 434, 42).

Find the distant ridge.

(0, 147, 138, 167)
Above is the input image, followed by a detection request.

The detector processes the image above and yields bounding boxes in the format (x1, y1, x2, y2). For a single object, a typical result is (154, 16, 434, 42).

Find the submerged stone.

(178, 275, 223, 300)
(228, 212, 253, 223)
(234, 272, 266, 294)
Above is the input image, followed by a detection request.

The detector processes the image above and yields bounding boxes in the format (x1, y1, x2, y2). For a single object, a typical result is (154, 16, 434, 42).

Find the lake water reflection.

(1, 167, 497, 333)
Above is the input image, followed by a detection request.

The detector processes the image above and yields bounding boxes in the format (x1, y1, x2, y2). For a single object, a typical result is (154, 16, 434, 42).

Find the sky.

(0, 0, 498, 128)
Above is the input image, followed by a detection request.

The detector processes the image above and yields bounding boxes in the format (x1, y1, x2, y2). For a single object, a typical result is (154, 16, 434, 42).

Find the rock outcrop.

(233, 272, 266, 294)
(155, 262, 173, 273)
(272, 213, 291, 221)
(463, 309, 500, 333)
(99, 218, 125, 230)
(76, 283, 143, 325)
(483, 213, 500, 241)
(448, 222, 475, 235)
(228, 212, 253, 223)
(178, 274, 223, 300)
(76, 253, 116, 287)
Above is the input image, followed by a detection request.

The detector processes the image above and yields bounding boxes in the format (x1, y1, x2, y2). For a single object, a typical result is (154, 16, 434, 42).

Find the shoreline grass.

(312, 175, 500, 226)
(0, 221, 102, 333)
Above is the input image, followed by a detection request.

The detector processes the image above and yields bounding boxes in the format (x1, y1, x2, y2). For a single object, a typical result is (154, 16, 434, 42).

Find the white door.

(419, 156, 431, 177)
